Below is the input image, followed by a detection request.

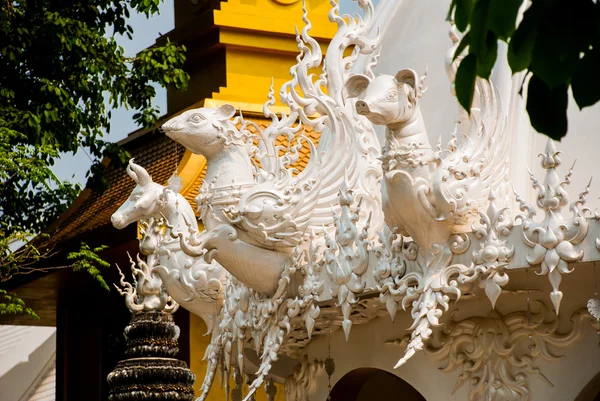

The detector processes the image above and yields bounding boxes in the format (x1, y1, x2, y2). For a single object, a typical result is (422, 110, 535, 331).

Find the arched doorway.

(575, 370, 600, 401)
(329, 368, 426, 401)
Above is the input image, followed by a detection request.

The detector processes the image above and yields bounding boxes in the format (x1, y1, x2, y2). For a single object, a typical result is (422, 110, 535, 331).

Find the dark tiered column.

(107, 311, 195, 400)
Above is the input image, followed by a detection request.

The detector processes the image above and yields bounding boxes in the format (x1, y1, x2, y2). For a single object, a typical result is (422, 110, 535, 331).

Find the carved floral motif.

(108, 2, 600, 400)
(114, 251, 178, 313)
(323, 182, 372, 339)
(460, 191, 514, 309)
(516, 139, 591, 314)
(388, 305, 594, 401)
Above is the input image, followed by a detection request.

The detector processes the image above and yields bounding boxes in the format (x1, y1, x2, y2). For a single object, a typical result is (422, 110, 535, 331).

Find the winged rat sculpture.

(161, 2, 383, 399)
(161, 83, 381, 297)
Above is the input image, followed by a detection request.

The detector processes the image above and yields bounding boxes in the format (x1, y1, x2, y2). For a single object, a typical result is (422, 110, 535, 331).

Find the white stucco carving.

(463, 191, 515, 309)
(346, 22, 510, 368)
(284, 357, 324, 401)
(387, 305, 593, 401)
(111, 160, 227, 331)
(323, 181, 372, 340)
(114, 251, 178, 313)
(161, 0, 383, 299)
(516, 139, 591, 315)
(108, 1, 600, 400)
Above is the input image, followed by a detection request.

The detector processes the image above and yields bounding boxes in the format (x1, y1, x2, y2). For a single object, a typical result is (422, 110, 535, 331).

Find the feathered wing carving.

(437, 25, 510, 222)
(162, 1, 380, 260)
(161, 2, 383, 400)
(424, 28, 509, 226)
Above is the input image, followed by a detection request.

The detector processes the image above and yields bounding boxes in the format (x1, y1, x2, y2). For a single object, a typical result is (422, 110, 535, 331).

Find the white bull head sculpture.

(111, 159, 227, 333)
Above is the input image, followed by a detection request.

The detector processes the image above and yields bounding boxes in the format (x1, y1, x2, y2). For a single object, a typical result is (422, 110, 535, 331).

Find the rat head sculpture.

(161, 105, 241, 158)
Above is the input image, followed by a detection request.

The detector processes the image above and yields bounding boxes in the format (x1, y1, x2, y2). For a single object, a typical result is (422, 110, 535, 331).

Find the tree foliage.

(450, 0, 600, 140)
(0, 0, 189, 316)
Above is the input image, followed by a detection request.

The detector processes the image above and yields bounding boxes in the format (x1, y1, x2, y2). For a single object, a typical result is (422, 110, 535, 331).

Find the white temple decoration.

(588, 298, 600, 325)
(462, 191, 515, 309)
(111, 160, 227, 330)
(515, 139, 591, 315)
(107, 1, 600, 400)
(346, 21, 510, 368)
(323, 181, 372, 340)
(387, 305, 593, 401)
(114, 251, 178, 313)
(160, 1, 383, 399)
(284, 356, 324, 401)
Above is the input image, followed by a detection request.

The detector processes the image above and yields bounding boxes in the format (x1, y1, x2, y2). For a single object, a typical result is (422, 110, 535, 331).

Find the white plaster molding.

(346, 22, 511, 368)
(161, 0, 383, 300)
(111, 160, 227, 330)
(283, 356, 324, 401)
(387, 305, 594, 401)
(107, 1, 600, 399)
(515, 139, 592, 314)
(114, 250, 178, 313)
(462, 191, 515, 309)
(323, 181, 372, 340)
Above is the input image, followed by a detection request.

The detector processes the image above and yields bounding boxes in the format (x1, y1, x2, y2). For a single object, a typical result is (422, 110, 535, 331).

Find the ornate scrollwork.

(108, 1, 600, 400)
(112, 160, 227, 331)
(516, 139, 591, 314)
(459, 191, 515, 309)
(323, 182, 372, 340)
(373, 227, 407, 321)
(114, 251, 178, 313)
(388, 305, 593, 401)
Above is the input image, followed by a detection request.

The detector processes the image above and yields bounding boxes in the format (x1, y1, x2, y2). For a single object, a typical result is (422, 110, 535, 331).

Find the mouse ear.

(215, 104, 236, 121)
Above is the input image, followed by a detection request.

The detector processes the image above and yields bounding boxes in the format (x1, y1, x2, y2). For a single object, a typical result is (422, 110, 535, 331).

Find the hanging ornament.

(526, 268, 535, 353)
(325, 330, 336, 401)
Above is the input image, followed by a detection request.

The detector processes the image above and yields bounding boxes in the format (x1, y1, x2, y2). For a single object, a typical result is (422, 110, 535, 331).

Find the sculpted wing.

(426, 27, 509, 224)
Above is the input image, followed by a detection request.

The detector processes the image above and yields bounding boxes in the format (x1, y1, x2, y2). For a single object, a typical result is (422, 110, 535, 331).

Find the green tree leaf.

(476, 31, 498, 78)
(469, 0, 490, 57)
(453, 31, 470, 61)
(449, 0, 600, 140)
(507, 5, 539, 73)
(454, 0, 474, 32)
(489, 0, 523, 40)
(526, 76, 568, 140)
(572, 39, 600, 109)
(455, 54, 478, 113)
(0, 0, 189, 317)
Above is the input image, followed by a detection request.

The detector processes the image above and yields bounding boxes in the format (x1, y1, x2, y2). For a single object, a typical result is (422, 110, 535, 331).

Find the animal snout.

(355, 100, 370, 115)
(111, 213, 125, 229)
(161, 120, 183, 133)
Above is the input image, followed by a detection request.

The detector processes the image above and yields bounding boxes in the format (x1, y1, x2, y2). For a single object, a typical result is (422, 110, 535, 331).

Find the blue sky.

(52, 0, 379, 185)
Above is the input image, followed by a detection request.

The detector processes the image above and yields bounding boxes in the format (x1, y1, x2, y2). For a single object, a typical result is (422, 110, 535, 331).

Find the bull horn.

(127, 159, 152, 186)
